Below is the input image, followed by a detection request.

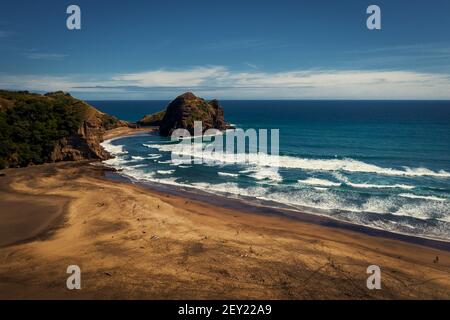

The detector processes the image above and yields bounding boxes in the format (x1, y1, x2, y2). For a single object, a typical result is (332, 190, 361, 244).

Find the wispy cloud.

(244, 62, 259, 70)
(1, 66, 450, 99)
(105, 66, 450, 99)
(23, 52, 68, 60)
(0, 74, 82, 92)
(112, 66, 227, 87)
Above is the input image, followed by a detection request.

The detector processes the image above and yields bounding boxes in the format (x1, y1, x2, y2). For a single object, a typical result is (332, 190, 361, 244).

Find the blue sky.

(1, 0, 450, 99)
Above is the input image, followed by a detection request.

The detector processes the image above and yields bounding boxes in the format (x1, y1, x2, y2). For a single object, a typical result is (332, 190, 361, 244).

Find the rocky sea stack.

(138, 92, 230, 136)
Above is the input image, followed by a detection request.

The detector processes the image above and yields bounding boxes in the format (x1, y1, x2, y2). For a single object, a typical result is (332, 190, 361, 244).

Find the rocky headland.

(138, 92, 231, 136)
(0, 90, 128, 168)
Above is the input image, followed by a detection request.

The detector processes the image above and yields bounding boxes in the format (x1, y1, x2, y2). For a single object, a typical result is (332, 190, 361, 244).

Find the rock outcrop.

(139, 92, 229, 136)
(0, 90, 127, 168)
(50, 114, 111, 162)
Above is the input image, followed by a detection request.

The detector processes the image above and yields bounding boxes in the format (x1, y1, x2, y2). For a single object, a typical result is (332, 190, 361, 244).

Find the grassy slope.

(0, 90, 124, 169)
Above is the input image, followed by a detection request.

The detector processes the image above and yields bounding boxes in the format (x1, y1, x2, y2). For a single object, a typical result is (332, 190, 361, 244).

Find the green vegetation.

(101, 113, 124, 130)
(0, 90, 122, 169)
(137, 110, 165, 126)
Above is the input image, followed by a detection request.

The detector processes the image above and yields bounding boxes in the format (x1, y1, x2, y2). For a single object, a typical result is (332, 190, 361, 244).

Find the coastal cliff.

(138, 92, 230, 136)
(0, 90, 127, 169)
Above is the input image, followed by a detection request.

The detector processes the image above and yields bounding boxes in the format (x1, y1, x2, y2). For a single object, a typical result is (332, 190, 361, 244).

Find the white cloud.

(0, 74, 117, 93)
(1, 66, 450, 99)
(0, 74, 75, 91)
(112, 66, 228, 87)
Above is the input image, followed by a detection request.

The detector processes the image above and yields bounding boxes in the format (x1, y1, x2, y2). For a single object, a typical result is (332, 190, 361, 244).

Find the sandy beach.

(0, 129, 449, 299)
(102, 126, 157, 140)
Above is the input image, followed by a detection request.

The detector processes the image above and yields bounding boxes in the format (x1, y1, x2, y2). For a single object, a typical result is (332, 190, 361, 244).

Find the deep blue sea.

(90, 100, 450, 241)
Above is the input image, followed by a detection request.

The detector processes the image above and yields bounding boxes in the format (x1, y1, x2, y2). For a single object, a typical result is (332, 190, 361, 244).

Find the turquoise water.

(91, 100, 450, 241)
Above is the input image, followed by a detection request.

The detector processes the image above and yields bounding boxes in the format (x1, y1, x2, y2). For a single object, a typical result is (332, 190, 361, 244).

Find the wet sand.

(0, 160, 449, 299)
(103, 127, 156, 140)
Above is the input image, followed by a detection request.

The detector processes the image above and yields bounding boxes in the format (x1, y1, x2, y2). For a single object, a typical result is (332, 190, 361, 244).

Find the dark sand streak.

(0, 179, 69, 248)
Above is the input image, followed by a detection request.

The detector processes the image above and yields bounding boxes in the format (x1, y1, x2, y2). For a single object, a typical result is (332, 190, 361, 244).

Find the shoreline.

(101, 130, 450, 250)
(104, 170, 450, 251)
(0, 129, 449, 299)
(0, 161, 449, 298)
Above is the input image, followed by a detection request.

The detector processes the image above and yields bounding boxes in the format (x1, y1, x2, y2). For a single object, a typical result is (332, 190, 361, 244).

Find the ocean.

(90, 100, 450, 241)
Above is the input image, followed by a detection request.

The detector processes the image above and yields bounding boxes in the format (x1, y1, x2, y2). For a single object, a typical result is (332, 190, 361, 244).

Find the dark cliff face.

(0, 90, 126, 169)
(158, 92, 228, 136)
(50, 109, 111, 162)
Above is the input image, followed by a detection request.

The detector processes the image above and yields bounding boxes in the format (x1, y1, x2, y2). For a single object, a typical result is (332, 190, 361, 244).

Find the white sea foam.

(298, 178, 341, 187)
(131, 156, 146, 161)
(191, 182, 267, 200)
(142, 141, 174, 148)
(333, 173, 415, 190)
(120, 166, 155, 181)
(360, 197, 395, 215)
(103, 155, 129, 167)
(142, 143, 161, 149)
(101, 140, 128, 155)
(399, 193, 447, 202)
(218, 172, 239, 178)
(391, 199, 449, 221)
(143, 142, 450, 178)
(245, 166, 283, 182)
(298, 176, 412, 191)
(348, 182, 414, 190)
(147, 154, 162, 160)
(157, 170, 175, 175)
(129, 163, 148, 168)
(438, 216, 450, 223)
(119, 172, 446, 224)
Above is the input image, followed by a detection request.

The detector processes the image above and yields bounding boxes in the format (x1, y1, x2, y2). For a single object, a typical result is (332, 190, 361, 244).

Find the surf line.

(170, 121, 280, 167)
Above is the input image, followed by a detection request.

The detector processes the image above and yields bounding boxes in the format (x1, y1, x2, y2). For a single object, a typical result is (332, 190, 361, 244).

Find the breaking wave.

(143, 142, 450, 178)
(157, 170, 175, 175)
(399, 193, 447, 202)
(218, 172, 239, 178)
(298, 178, 341, 187)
